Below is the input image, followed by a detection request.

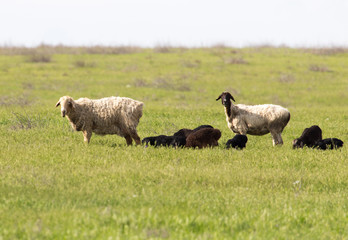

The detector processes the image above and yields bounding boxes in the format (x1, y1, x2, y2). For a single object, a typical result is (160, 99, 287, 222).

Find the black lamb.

(142, 135, 186, 148)
(185, 128, 221, 149)
(292, 125, 322, 149)
(313, 138, 344, 150)
(226, 135, 248, 149)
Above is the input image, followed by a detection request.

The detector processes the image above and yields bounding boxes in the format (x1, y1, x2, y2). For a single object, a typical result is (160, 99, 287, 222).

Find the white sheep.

(55, 96, 143, 145)
(216, 92, 290, 146)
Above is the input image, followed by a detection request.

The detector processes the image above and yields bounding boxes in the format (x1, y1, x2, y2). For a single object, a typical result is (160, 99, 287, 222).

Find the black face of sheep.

(216, 92, 235, 107)
(226, 135, 248, 150)
(314, 138, 344, 150)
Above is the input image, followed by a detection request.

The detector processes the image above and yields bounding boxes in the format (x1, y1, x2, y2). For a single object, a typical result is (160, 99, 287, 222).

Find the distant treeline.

(0, 44, 348, 55)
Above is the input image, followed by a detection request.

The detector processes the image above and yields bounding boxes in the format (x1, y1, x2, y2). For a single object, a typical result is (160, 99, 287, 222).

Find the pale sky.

(1, 0, 348, 47)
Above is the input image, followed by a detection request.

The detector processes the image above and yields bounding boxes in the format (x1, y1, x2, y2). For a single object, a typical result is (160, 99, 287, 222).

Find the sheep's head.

(216, 92, 235, 107)
(55, 96, 75, 117)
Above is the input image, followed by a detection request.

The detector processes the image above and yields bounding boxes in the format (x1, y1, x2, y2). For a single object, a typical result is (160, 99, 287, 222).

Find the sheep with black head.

(216, 92, 290, 146)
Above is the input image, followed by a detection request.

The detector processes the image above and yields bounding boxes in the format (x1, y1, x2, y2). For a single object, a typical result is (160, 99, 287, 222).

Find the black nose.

(62, 110, 66, 117)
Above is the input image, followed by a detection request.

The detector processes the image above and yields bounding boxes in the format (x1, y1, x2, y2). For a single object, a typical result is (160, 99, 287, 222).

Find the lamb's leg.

(83, 130, 92, 143)
(125, 135, 133, 146)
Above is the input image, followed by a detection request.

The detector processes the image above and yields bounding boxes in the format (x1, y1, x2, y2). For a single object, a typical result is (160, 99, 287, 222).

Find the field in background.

(0, 46, 347, 239)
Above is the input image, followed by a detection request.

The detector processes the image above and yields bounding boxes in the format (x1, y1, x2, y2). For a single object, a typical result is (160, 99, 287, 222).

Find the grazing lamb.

(55, 96, 143, 145)
(313, 138, 344, 150)
(142, 135, 186, 148)
(292, 125, 322, 149)
(185, 128, 221, 149)
(226, 135, 248, 150)
(216, 92, 290, 146)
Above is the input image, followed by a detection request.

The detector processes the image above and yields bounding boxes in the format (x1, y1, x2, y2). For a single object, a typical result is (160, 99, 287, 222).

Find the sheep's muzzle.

(61, 110, 66, 117)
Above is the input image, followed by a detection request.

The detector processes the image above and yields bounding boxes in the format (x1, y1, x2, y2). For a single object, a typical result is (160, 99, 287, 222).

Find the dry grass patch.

(278, 73, 295, 83)
(73, 60, 97, 68)
(10, 111, 46, 130)
(309, 64, 332, 72)
(224, 57, 248, 64)
(302, 47, 348, 56)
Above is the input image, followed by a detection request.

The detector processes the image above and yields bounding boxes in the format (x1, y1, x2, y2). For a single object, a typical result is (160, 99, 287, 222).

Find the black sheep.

(313, 138, 344, 150)
(185, 128, 221, 149)
(292, 125, 322, 148)
(154, 135, 187, 148)
(226, 135, 248, 149)
(142, 135, 186, 148)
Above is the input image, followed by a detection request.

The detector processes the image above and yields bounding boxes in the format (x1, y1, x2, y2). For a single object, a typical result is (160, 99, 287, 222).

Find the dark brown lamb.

(185, 128, 221, 149)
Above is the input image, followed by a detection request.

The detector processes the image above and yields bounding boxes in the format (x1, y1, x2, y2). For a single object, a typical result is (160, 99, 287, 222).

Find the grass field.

(0, 46, 347, 239)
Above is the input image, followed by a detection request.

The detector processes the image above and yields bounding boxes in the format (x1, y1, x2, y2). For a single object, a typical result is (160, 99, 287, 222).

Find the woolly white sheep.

(216, 92, 290, 146)
(55, 96, 143, 145)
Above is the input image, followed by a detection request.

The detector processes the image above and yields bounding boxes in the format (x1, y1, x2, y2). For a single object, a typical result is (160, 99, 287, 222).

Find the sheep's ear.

(55, 100, 60, 107)
(216, 93, 223, 101)
(227, 93, 236, 102)
(68, 100, 75, 109)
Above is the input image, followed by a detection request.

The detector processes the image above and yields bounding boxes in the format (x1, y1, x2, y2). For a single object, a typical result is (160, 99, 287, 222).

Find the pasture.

(0, 46, 347, 239)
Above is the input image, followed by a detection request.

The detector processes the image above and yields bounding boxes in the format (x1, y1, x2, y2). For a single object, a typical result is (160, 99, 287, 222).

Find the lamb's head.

(292, 138, 304, 149)
(216, 92, 235, 107)
(55, 96, 76, 117)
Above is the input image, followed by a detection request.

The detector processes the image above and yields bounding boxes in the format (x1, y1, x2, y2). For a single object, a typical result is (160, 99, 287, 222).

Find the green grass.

(0, 46, 347, 239)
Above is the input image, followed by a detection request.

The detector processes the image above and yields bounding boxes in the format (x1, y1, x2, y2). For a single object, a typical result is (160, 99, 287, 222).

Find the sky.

(1, 0, 348, 47)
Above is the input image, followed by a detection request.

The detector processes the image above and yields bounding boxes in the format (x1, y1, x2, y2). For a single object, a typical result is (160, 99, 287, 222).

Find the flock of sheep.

(55, 91, 344, 150)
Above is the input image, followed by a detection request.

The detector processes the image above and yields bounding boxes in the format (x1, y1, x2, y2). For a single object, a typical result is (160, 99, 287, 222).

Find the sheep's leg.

(130, 131, 141, 145)
(125, 135, 133, 146)
(270, 131, 283, 146)
(83, 130, 92, 143)
(277, 133, 284, 145)
(270, 131, 278, 146)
